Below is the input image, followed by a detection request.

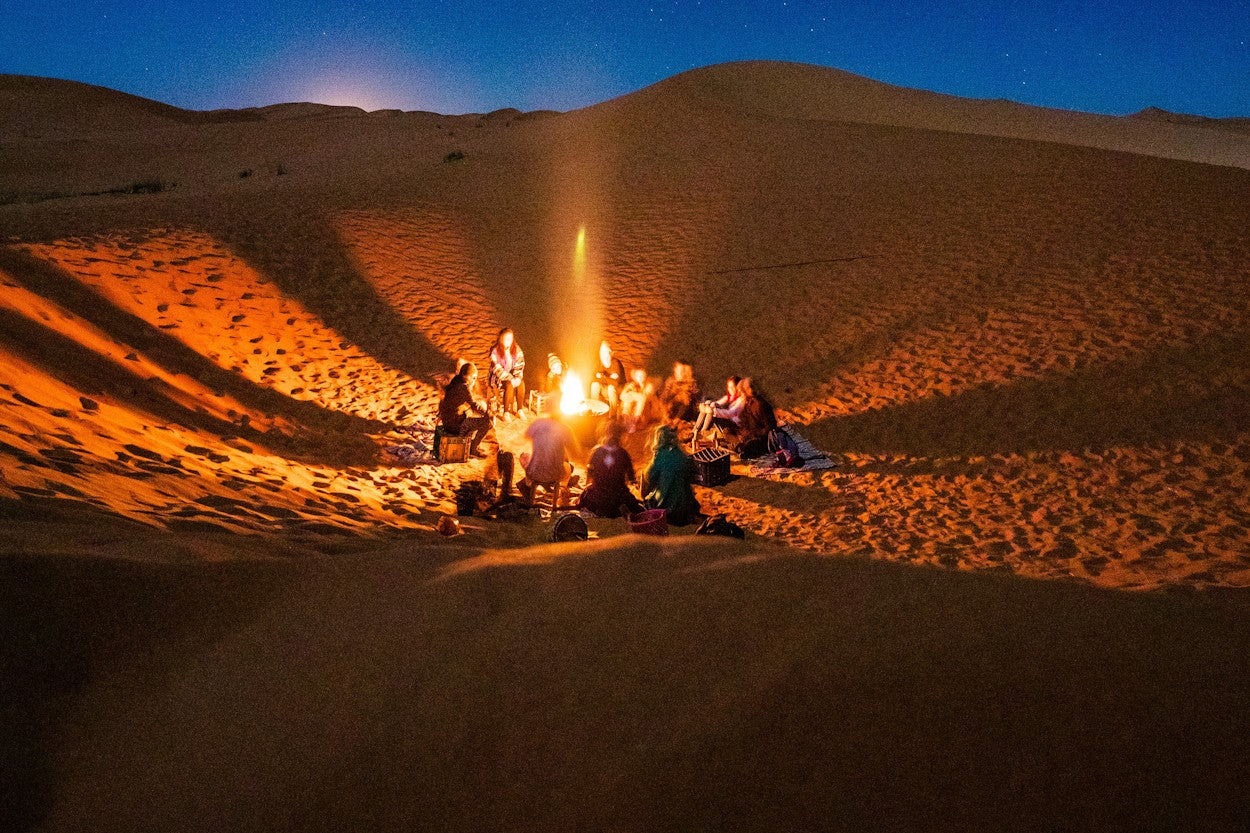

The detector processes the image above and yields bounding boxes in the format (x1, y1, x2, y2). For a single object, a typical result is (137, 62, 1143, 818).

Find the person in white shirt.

(692, 375, 743, 448)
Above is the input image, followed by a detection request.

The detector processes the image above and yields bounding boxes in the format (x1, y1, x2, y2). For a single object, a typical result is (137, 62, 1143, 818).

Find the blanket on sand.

(745, 426, 838, 478)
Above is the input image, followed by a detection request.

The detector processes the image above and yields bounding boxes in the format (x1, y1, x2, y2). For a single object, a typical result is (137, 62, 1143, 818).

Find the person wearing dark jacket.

(578, 420, 642, 518)
(438, 362, 492, 458)
(733, 377, 777, 459)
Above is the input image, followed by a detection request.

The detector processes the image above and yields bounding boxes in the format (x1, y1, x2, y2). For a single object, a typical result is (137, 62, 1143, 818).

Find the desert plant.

(443, 150, 465, 163)
(124, 179, 167, 194)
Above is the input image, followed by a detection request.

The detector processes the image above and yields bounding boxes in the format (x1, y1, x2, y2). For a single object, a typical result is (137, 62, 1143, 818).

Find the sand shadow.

(0, 307, 377, 467)
(0, 248, 384, 462)
(804, 329, 1250, 457)
(0, 551, 293, 833)
(15, 541, 1250, 831)
(200, 213, 452, 382)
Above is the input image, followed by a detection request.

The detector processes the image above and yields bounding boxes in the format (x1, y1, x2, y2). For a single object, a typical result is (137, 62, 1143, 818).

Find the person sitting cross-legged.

(578, 419, 642, 518)
(620, 367, 659, 434)
(590, 340, 628, 411)
(641, 424, 701, 526)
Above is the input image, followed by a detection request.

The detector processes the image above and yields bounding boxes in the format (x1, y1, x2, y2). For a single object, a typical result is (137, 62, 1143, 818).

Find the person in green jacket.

(641, 424, 701, 526)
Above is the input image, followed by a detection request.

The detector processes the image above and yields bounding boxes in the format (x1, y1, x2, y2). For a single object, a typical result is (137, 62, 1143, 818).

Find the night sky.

(4, 0, 1248, 117)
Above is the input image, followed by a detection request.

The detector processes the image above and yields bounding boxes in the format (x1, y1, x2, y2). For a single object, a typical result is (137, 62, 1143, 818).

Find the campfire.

(561, 369, 588, 415)
(559, 368, 609, 444)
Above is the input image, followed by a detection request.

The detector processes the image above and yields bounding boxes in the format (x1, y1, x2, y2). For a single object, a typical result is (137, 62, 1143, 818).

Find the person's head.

(738, 376, 753, 398)
(727, 375, 741, 397)
(631, 367, 647, 386)
(673, 360, 692, 382)
(599, 340, 612, 368)
(496, 328, 515, 352)
(548, 353, 563, 375)
(459, 361, 477, 385)
(653, 424, 680, 452)
(601, 419, 625, 446)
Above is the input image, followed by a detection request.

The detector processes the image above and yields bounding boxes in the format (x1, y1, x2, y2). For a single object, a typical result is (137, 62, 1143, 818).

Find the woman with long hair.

(641, 424, 701, 526)
(487, 327, 526, 418)
(733, 377, 777, 459)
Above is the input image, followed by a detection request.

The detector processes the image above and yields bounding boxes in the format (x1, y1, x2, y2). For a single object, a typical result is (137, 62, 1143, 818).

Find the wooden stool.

(528, 390, 550, 414)
(533, 481, 565, 517)
(437, 432, 470, 464)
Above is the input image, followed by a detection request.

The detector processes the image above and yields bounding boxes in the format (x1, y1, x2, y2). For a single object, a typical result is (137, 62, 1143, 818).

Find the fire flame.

(561, 369, 587, 415)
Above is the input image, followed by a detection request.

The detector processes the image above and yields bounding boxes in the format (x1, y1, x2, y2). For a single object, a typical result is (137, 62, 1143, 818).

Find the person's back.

(580, 425, 640, 517)
(644, 426, 700, 525)
(523, 414, 576, 484)
(739, 394, 776, 440)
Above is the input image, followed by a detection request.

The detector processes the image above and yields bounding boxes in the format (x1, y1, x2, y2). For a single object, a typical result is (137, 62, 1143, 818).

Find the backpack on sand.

(696, 514, 745, 539)
(767, 427, 802, 467)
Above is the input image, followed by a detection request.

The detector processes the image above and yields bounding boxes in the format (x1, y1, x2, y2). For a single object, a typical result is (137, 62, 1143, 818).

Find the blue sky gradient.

(3, 0, 1247, 116)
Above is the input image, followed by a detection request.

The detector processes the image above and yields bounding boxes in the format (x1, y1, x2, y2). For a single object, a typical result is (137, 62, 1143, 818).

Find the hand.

(511, 377, 521, 387)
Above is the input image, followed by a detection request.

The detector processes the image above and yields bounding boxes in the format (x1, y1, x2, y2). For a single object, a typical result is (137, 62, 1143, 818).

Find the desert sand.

(1, 61, 1249, 830)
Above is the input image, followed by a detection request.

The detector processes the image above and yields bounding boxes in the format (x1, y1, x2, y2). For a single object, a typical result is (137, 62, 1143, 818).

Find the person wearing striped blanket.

(487, 327, 526, 420)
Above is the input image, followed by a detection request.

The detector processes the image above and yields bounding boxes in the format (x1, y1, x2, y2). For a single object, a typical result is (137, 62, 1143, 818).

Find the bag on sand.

(767, 427, 802, 467)
(696, 514, 745, 539)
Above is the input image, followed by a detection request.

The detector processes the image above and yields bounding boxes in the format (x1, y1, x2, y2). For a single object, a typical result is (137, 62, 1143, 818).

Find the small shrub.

(276, 163, 287, 175)
(239, 169, 252, 179)
(443, 150, 465, 163)
(125, 179, 167, 195)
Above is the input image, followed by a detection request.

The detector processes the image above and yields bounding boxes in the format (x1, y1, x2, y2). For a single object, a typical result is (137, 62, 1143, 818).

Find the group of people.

(437, 328, 784, 526)
(516, 400, 703, 526)
(435, 327, 528, 460)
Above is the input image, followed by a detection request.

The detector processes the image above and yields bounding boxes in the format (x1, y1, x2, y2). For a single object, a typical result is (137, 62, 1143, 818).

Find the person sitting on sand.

(692, 375, 743, 447)
(487, 328, 526, 420)
(619, 367, 658, 433)
(732, 377, 777, 459)
(518, 395, 581, 503)
(658, 360, 701, 423)
(578, 419, 642, 518)
(437, 362, 493, 459)
(641, 424, 701, 526)
(542, 353, 566, 395)
(590, 340, 627, 410)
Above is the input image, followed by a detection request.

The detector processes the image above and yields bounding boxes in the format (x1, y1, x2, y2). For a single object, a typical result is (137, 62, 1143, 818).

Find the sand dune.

(625, 61, 1250, 169)
(1, 60, 1247, 589)
(5, 537, 1250, 831)
(1, 60, 1249, 831)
